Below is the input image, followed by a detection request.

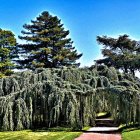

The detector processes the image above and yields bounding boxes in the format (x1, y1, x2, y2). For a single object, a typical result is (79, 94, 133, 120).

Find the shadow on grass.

(119, 124, 140, 132)
(32, 126, 90, 133)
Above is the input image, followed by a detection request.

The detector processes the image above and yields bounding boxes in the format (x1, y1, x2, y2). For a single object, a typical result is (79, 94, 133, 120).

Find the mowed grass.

(122, 129, 140, 140)
(0, 130, 81, 140)
(0, 127, 87, 140)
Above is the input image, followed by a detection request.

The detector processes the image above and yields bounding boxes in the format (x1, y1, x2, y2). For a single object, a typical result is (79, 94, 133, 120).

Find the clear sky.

(1, 0, 140, 67)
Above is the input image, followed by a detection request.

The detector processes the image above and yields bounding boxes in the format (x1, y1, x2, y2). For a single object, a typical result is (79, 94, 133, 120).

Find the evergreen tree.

(0, 28, 17, 77)
(95, 34, 140, 75)
(18, 11, 82, 69)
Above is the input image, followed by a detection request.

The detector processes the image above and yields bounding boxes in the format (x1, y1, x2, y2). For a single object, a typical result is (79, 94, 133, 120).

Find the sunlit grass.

(96, 112, 107, 117)
(122, 129, 140, 140)
(0, 127, 89, 140)
(0, 130, 82, 140)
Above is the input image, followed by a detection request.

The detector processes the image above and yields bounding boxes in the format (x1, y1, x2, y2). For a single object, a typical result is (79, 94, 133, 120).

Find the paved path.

(88, 127, 119, 132)
(75, 132, 121, 140)
(75, 126, 121, 140)
(75, 115, 122, 140)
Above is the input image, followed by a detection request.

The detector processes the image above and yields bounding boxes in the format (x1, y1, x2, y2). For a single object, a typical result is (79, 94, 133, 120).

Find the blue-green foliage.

(0, 66, 139, 131)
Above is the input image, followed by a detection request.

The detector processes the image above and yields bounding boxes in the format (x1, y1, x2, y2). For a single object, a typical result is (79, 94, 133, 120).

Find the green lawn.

(122, 129, 140, 140)
(0, 130, 81, 140)
(0, 127, 89, 140)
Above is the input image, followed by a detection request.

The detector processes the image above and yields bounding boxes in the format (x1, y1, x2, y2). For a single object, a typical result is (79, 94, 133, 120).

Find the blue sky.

(1, 0, 140, 66)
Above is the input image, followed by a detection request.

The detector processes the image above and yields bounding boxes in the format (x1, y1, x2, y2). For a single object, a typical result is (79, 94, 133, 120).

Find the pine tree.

(95, 34, 140, 75)
(18, 11, 82, 69)
(0, 28, 17, 77)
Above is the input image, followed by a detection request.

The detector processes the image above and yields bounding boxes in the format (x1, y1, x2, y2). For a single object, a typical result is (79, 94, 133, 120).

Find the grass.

(122, 129, 140, 140)
(0, 127, 90, 140)
(96, 112, 107, 117)
(96, 112, 112, 119)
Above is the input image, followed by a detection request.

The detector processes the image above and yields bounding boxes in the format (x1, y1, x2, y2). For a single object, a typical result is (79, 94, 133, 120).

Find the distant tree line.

(0, 11, 140, 77)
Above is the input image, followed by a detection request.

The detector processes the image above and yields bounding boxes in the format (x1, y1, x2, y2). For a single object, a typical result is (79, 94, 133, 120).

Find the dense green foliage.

(0, 29, 17, 77)
(17, 11, 82, 69)
(96, 35, 140, 75)
(0, 66, 139, 131)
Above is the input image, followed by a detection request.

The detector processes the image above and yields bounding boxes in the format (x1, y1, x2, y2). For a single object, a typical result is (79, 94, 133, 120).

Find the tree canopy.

(95, 34, 140, 75)
(0, 28, 17, 77)
(0, 66, 139, 130)
(17, 11, 82, 69)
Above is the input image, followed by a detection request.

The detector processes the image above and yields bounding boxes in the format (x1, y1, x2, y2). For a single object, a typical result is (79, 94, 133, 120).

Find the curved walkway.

(75, 117, 121, 140)
(75, 118, 121, 140)
(75, 132, 121, 140)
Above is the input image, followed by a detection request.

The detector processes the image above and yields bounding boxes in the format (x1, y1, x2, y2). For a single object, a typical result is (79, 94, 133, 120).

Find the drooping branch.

(0, 66, 139, 131)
